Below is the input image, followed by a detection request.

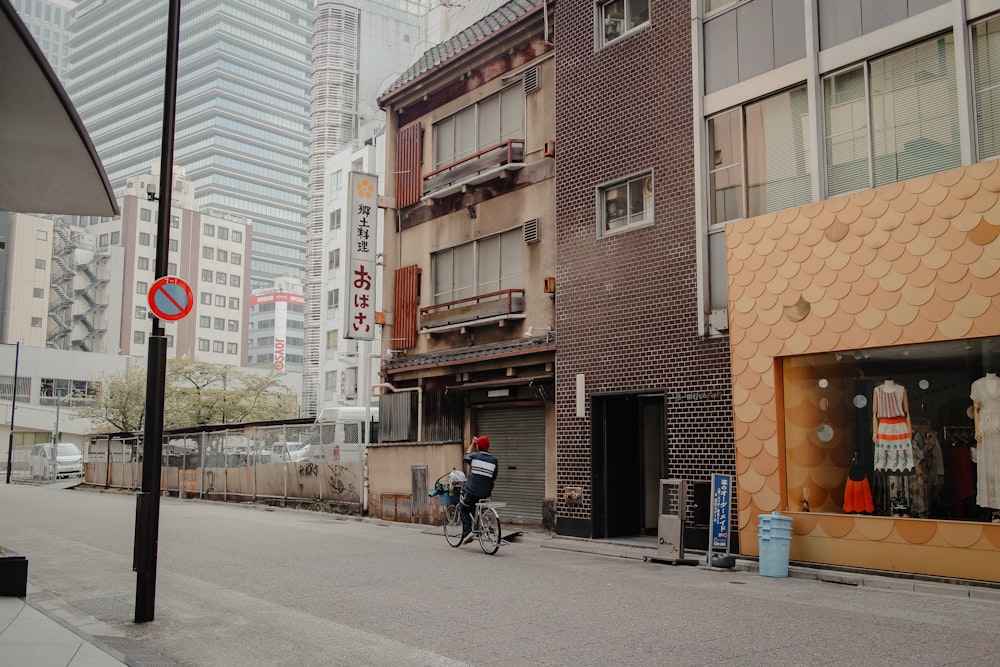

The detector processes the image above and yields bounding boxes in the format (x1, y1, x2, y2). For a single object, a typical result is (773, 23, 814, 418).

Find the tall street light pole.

(5, 341, 19, 484)
(134, 0, 182, 624)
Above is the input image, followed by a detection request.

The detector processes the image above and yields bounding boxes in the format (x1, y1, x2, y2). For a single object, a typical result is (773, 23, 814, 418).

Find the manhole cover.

(69, 598, 134, 617)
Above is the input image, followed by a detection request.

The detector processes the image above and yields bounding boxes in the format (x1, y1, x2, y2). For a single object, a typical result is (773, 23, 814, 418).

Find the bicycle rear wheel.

(477, 507, 501, 554)
(444, 504, 463, 547)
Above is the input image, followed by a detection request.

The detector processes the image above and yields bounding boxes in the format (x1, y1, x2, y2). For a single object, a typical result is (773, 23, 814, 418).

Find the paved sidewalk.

(0, 584, 126, 667)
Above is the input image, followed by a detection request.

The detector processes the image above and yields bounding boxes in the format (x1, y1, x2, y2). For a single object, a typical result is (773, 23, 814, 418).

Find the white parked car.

(272, 442, 312, 463)
(29, 443, 83, 480)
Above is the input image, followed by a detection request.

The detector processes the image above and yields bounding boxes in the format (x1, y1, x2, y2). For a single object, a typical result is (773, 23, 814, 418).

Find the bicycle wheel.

(477, 507, 501, 554)
(444, 504, 463, 547)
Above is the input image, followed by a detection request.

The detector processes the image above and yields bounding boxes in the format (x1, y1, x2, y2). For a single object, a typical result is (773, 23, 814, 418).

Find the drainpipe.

(371, 382, 423, 442)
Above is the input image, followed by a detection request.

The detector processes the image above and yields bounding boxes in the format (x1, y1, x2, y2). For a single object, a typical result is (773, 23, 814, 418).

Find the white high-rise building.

(10, 0, 77, 78)
(302, 0, 431, 416)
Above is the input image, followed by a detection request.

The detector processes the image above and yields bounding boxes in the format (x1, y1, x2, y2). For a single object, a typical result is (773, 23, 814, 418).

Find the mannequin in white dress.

(971, 371, 1000, 521)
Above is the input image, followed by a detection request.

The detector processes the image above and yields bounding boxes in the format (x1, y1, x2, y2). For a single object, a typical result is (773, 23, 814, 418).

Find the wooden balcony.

(419, 289, 526, 333)
(422, 140, 525, 201)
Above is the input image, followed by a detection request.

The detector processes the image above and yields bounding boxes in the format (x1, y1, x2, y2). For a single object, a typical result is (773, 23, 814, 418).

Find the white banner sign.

(344, 171, 378, 340)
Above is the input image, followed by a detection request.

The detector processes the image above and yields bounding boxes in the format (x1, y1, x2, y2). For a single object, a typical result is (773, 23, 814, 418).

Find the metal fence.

(82, 421, 366, 511)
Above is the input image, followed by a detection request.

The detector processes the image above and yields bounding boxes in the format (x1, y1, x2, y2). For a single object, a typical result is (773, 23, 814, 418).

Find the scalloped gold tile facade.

(727, 161, 1000, 582)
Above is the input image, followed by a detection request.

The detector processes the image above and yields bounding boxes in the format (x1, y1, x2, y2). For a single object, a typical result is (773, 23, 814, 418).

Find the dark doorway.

(591, 392, 666, 539)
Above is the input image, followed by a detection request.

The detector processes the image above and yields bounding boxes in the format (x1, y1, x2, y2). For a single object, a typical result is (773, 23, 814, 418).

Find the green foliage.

(76, 358, 298, 433)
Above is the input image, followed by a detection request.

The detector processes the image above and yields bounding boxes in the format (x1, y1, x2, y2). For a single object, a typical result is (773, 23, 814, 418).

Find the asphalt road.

(2, 482, 1000, 666)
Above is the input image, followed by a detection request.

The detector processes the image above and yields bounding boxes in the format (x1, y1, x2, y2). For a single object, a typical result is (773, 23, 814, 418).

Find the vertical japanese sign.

(344, 171, 378, 340)
(710, 473, 732, 550)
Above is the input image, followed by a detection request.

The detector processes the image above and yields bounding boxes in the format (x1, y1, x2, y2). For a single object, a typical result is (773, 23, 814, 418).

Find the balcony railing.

(420, 289, 526, 332)
(422, 140, 525, 201)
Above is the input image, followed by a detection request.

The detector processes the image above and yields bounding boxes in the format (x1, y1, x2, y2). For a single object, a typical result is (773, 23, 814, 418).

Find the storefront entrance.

(591, 392, 666, 539)
(475, 407, 545, 525)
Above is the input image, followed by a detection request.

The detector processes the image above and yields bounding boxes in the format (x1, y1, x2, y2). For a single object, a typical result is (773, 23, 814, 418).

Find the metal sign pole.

(134, 0, 182, 624)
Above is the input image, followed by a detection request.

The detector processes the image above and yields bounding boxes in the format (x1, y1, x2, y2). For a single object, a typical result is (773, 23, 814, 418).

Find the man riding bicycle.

(459, 435, 498, 545)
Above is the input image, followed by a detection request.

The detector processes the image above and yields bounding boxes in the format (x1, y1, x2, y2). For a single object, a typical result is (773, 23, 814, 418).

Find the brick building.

(553, 0, 734, 544)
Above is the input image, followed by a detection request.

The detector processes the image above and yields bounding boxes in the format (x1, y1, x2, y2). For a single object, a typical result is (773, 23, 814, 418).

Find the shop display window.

(781, 337, 1000, 523)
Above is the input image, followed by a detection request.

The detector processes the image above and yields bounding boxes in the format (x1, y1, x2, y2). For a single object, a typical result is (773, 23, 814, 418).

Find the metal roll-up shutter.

(475, 407, 545, 525)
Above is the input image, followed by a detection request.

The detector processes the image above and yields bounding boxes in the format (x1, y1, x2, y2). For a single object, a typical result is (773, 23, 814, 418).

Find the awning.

(0, 0, 118, 216)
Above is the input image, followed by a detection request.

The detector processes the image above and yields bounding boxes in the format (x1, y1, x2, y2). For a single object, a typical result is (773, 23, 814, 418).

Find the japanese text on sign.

(343, 171, 378, 341)
(710, 474, 732, 550)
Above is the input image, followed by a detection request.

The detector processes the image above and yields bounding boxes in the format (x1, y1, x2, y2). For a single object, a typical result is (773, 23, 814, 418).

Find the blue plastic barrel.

(758, 512, 792, 577)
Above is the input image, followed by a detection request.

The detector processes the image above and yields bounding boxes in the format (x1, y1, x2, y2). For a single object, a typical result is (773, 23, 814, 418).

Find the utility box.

(649, 479, 697, 565)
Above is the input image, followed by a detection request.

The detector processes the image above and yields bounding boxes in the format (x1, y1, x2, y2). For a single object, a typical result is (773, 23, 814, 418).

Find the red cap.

(474, 435, 490, 451)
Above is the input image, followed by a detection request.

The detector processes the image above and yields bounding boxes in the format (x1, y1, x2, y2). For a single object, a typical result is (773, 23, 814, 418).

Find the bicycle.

(434, 476, 504, 554)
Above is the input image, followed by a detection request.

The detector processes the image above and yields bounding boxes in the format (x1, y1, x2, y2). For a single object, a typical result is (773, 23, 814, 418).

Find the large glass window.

(780, 337, 1000, 522)
(972, 16, 1000, 160)
(708, 86, 811, 226)
(433, 86, 524, 168)
(824, 34, 960, 197)
(432, 228, 522, 304)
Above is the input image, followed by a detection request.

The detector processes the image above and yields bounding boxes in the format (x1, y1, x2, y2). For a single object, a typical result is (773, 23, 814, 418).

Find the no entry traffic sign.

(148, 276, 193, 321)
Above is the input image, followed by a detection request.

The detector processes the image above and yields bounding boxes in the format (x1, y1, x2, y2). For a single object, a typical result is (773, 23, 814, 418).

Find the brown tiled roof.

(385, 333, 555, 372)
(379, 0, 542, 100)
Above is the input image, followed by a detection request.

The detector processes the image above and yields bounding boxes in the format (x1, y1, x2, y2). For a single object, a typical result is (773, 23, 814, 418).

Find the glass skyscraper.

(65, 0, 313, 289)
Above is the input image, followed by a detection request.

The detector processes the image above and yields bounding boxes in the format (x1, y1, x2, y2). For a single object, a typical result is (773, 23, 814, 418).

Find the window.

(36, 230, 48, 240)
(99, 233, 108, 247)
(217, 250, 228, 263)
(213, 340, 224, 353)
(599, 0, 649, 46)
(328, 289, 339, 309)
(230, 275, 241, 287)
(973, 17, 1000, 160)
(204, 223, 215, 237)
(328, 248, 340, 270)
(214, 317, 225, 330)
(329, 209, 341, 231)
(326, 329, 339, 350)
(231, 253, 241, 265)
(232, 230, 242, 243)
(140, 208, 152, 222)
(228, 319, 239, 332)
(199, 315, 210, 328)
(134, 331, 145, 344)
(824, 35, 959, 198)
(203, 247, 214, 260)
(35, 258, 46, 269)
(168, 263, 177, 275)
(218, 227, 229, 240)
(432, 229, 522, 304)
(216, 271, 227, 285)
(167, 334, 174, 348)
(198, 338, 210, 352)
(779, 337, 1000, 522)
(599, 172, 654, 235)
(433, 85, 524, 168)
(138, 257, 149, 270)
(33, 288, 44, 298)
(215, 295, 226, 307)
(110, 231, 120, 245)
(227, 342, 238, 355)
(202, 269, 213, 281)
(708, 85, 811, 226)
(201, 292, 212, 305)
(169, 239, 178, 252)
(229, 297, 239, 309)
(324, 370, 336, 401)
(135, 306, 147, 319)
(171, 216, 180, 228)
(31, 317, 42, 327)
(139, 232, 150, 246)
(136, 281, 148, 294)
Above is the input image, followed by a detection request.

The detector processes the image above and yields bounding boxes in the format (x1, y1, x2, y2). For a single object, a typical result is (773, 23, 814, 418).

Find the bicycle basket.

(430, 481, 462, 506)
